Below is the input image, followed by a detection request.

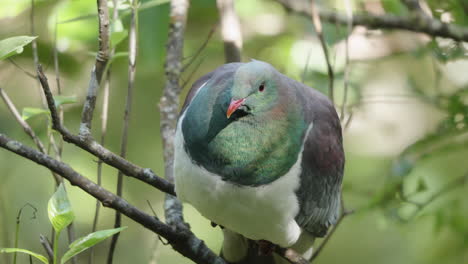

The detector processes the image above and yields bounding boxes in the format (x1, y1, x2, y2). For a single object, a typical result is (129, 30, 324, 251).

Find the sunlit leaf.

(0, 248, 48, 264)
(22, 107, 50, 121)
(48, 183, 74, 232)
(54, 95, 77, 108)
(0, 36, 37, 60)
(61, 227, 127, 264)
(381, 0, 409, 15)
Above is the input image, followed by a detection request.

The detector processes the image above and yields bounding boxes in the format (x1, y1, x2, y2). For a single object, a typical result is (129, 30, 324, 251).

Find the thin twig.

(13, 203, 38, 264)
(310, 0, 334, 103)
(36, 65, 176, 195)
(340, 0, 353, 121)
(217, 0, 242, 62)
(107, 0, 138, 261)
(277, 0, 468, 42)
(36, 60, 181, 263)
(51, 15, 76, 261)
(181, 56, 205, 89)
(39, 234, 54, 263)
(90, 1, 118, 262)
(0, 187, 9, 264)
(7, 59, 36, 79)
(30, 0, 46, 107)
(53, 14, 64, 157)
(79, 0, 111, 137)
(160, 0, 190, 230)
(182, 22, 218, 72)
(0, 88, 62, 184)
(0, 133, 227, 264)
(301, 49, 312, 83)
(310, 205, 354, 261)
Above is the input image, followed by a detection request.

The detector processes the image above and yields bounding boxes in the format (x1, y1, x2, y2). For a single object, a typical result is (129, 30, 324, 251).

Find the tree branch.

(39, 234, 53, 263)
(0, 87, 62, 185)
(79, 0, 111, 137)
(108, 0, 138, 261)
(277, 0, 468, 42)
(217, 0, 242, 62)
(36, 65, 176, 196)
(0, 133, 227, 264)
(310, 0, 334, 103)
(160, 0, 190, 230)
(90, 0, 118, 262)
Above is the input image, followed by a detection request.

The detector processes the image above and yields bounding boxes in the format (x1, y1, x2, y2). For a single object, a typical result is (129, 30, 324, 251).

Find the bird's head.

(227, 60, 280, 119)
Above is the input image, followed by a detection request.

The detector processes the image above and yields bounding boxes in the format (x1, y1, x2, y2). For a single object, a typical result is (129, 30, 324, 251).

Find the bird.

(173, 60, 344, 263)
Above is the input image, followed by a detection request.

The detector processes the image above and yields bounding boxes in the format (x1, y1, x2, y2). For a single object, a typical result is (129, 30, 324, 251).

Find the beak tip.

(226, 98, 245, 119)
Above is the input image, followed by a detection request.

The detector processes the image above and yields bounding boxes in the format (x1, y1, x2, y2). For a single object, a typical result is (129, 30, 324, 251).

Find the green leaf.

(0, 36, 37, 60)
(54, 95, 77, 108)
(110, 19, 128, 48)
(22, 107, 50, 121)
(0, 248, 48, 264)
(381, 0, 409, 15)
(61, 227, 127, 264)
(48, 183, 75, 232)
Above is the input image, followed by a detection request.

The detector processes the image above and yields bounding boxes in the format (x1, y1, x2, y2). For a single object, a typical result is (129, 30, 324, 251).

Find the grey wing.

(294, 85, 345, 237)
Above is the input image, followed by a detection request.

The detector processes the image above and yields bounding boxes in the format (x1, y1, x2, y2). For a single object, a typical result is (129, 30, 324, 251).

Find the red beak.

(226, 98, 246, 118)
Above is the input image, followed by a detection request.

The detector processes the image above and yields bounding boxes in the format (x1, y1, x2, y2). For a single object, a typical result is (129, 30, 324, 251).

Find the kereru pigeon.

(174, 60, 344, 262)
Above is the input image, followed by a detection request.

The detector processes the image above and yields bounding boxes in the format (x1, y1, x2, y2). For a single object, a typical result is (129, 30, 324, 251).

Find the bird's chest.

(174, 121, 303, 246)
(185, 117, 303, 186)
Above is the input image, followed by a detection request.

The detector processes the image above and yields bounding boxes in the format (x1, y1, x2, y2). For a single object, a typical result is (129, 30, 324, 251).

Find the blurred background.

(0, 0, 467, 263)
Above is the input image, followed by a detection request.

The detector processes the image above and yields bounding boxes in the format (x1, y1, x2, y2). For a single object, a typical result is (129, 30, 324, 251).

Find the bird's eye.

(258, 83, 265, 92)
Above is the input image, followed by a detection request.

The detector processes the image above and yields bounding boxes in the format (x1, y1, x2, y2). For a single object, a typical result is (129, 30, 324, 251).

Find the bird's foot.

(257, 240, 276, 256)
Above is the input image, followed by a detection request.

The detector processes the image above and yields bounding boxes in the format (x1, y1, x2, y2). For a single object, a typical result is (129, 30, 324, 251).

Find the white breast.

(174, 111, 304, 247)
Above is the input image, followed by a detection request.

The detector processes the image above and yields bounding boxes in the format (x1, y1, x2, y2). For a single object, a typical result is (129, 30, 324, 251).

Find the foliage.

(0, 36, 36, 60)
(0, 183, 126, 264)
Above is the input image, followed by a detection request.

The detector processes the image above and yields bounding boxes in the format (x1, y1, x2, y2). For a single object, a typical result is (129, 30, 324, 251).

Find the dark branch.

(0, 133, 227, 264)
(39, 234, 53, 263)
(36, 65, 176, 196)
(79, 0, 110, 137)
(108, 0, 138, 261)
(277, 0, 468, 42)
(0, 87, 61, 184)
(310, 0, 334, 103)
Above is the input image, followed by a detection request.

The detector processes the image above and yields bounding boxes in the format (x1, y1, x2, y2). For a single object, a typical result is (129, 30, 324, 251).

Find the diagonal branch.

(277, 0, 468, 42)
(310, 0, 334, 103)
(0, 87, 61, 185)
(0, 133, 227, 264)
(36, 65, 176, 196)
